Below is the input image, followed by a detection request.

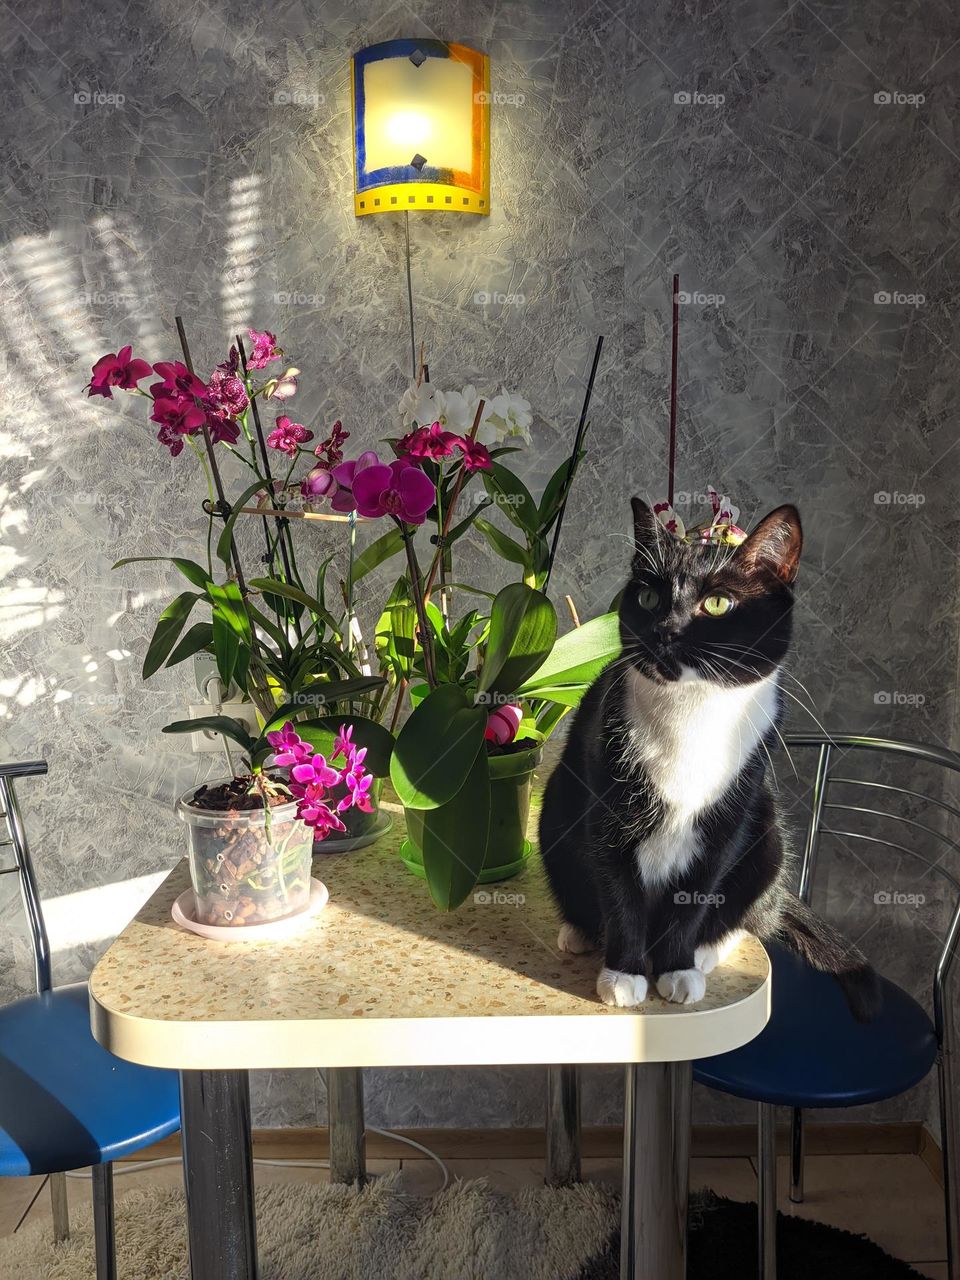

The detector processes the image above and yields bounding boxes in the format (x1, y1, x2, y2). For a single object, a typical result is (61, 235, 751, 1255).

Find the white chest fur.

(622, 667, 780, 888)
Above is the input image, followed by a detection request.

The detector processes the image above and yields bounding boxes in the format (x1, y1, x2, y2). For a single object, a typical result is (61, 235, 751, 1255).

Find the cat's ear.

(737, 505, 803, 583)
(631, 497, 659, 551)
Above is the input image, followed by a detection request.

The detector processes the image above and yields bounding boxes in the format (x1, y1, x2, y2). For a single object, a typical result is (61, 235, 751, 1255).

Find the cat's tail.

(767, 893, 883, 1023)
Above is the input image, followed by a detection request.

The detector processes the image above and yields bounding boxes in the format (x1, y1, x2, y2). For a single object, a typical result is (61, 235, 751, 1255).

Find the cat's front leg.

(650, 913, 706, 1006)
(596, 886, 649, 1008)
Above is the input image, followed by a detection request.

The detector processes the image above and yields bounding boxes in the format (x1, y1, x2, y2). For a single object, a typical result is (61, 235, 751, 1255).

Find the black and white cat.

(540, 498, 880, 1020)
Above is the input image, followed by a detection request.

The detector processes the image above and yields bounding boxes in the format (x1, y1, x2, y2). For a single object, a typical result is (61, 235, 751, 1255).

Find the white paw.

(597, 967, 648, 1007)
(695, 929, 746, 975)
(558, 922, 595, 954)
(656, 968, 707, 1005)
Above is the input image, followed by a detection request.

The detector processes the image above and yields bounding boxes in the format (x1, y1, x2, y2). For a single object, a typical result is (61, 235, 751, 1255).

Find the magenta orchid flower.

(150, 396, 206, 455)
(456, 437, 492, 473)
(295, 784, 347, 834)
(149, 361, 207, 401)
(339, 769, 374, 813)
(338, 452, 435, 524)
(328, 450, 381, 512)
(86, 346, 153, 398)
(266, 722, 312, 766)
(400, 421, 459, 459)
(291, 752, 340, 789)
(265, 722, 373, 835)
(267, 415, 313, 457)
(331, 724, 354, 761)
(247, 328, 282, 369)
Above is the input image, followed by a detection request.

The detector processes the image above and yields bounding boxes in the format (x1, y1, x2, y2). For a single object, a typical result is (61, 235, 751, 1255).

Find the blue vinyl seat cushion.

(0, 982, 181, 1176)
(694, 942, 937, 1108)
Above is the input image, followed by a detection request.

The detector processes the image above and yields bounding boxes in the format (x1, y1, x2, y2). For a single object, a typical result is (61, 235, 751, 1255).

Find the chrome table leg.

(180, 1070, 257, 1280)
(789, 1107, 804, 1203)
(327, 1067, 366, 1185)
(758, 1102, 778, 1280)
(92, 1163, 116, 1280)
(621, 1062, 691, 1280)
(546, 1065, 581, 1185)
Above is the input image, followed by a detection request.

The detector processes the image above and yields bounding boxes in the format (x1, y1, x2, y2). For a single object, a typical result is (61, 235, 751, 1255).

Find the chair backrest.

(785, 734, 960, 1048)
(0, 761, 51, 995)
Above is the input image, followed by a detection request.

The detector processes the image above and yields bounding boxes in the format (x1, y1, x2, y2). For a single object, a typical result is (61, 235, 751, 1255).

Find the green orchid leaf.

(162, 716, 256, 753)
(261, 677, 387, 736)
(215, 479, 275, 566)
(478, 583, 558, 699)
(165, 621, 214, 668)
(212, 607, 240, 689)
(353, 527, 405, 581)
(474, 518, 530, 568)
(482, 462, 538, 534)
(208, 581, 252, 645)
(249, 577, 338, 633)
(375, 577, 417, 681)
(143, 591, 202, 679)
(419, 748, 491, 911)
(390, 682, 487, 810)
(518, 611, 621, 692)
(293, 715, 394, 777)
(536, 450, 585, 534)
(113, 557, 213, 591)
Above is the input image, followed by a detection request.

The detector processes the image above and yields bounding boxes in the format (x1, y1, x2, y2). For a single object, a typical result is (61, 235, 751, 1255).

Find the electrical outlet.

(188, 702, 259, 754)
(193, 654, 238, 701)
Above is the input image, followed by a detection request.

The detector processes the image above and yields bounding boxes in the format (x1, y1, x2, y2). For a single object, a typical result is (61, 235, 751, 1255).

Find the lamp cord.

(404, 211, 417, 382)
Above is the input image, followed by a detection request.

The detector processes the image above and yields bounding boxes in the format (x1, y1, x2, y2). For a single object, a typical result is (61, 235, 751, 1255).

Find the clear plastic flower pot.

(177, 781, 313, 928)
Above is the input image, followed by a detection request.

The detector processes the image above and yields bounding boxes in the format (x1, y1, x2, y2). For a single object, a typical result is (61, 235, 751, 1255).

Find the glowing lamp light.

(352, 39, 490, 216)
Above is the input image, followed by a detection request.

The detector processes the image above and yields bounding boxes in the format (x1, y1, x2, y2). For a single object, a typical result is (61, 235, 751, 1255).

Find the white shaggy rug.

(0, 1176, 619, 1280)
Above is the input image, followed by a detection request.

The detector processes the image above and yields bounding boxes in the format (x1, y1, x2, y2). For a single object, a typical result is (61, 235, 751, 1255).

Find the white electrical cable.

(63, 1129, 449, 1191)
(207, 675, 236, 776)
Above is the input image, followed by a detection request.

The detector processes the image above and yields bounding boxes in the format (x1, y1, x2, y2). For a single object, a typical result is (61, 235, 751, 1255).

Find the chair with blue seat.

(694, 734, 960, 1280)
(0, 759, 181, 1278)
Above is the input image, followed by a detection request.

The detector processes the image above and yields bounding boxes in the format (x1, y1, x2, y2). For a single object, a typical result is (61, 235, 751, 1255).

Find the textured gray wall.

(1, 0, 958, 1135)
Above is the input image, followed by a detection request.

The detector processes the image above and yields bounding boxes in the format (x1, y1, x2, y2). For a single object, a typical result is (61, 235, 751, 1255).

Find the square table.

(90, 826, 769, 1280)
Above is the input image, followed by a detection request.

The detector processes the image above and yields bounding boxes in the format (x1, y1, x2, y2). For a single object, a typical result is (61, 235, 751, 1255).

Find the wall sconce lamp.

(352, 39, 490, 217)
(352, 38, 491, 378)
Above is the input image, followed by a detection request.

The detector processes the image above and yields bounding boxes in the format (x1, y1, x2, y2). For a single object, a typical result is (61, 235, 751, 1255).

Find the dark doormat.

(578, 1190, 931, 1280)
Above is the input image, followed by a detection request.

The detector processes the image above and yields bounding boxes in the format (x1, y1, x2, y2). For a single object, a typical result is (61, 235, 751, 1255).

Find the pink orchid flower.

(86, 345, 153, 398)
(247, 328, 282, 369)
(267, 415, 313, 457)
(266, 721, 312, 766)
(290, 752, 341, 789)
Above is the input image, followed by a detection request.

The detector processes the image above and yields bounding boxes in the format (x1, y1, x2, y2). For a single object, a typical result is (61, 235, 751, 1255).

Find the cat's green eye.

(638, 588, 660, 610)
(702, 594, 734, 617)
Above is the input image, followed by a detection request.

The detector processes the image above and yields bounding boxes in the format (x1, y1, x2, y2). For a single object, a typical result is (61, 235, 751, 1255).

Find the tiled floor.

(0, 1150, 946, 1276)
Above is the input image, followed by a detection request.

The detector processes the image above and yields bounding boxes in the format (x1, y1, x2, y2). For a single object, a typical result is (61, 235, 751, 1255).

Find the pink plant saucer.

(171, 878, 329, 942)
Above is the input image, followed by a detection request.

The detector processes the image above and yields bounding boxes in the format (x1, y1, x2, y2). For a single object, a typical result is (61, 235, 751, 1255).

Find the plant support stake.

(669, 273, 679, 507)
(235, 332, 303, 640)
(543, 335, 604, 593)
(175, 316, 248, 597)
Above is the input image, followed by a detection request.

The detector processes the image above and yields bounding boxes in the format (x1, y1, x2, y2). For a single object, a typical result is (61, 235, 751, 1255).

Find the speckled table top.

(90, 805, 770, 1070)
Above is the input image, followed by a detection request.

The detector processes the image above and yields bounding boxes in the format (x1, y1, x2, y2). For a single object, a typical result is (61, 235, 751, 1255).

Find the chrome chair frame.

(0, 761, 116, 1279)
(758, 734, 960, 1280)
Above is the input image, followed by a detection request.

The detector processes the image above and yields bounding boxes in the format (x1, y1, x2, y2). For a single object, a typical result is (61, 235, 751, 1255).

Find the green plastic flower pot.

(399, 744, 543, 885)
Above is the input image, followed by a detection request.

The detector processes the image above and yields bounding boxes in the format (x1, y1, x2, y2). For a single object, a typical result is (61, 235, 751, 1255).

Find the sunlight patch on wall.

(91, 212, 166, 355)
(41, 871, 168, 952)
(221, 173, 262, 334)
